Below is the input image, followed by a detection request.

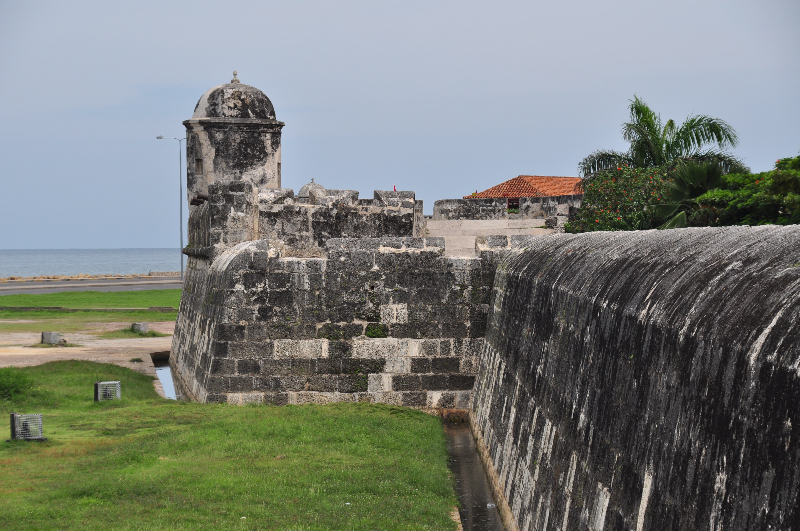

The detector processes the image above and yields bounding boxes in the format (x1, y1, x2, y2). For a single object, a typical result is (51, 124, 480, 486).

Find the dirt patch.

(0, 335, 173, 398)
(0, 332, 42, 347)
(0, 337, 172, 370)
(89, 321, 176, 334)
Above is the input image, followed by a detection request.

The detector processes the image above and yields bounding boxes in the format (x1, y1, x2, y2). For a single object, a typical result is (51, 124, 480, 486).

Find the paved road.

(0, 277, 183, 295)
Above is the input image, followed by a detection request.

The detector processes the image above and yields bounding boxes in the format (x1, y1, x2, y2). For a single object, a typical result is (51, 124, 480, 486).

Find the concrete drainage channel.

(444, 415, 504, 531)
(149, 351, 180, 400)
(148, 353, 502, 528)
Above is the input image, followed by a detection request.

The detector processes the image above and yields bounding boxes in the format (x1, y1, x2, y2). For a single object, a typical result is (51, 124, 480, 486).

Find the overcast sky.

(1, 0, 798, 249)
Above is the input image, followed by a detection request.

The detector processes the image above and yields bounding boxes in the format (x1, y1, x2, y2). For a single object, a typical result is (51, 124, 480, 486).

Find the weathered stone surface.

(184, 74, 284, 201)
(41, 332, 61, 344)
(434, 198, 508, 220)
(433, 195, 582, 220)
(131, 322, 148, 333)
(171, 229, 501, 406)
(471, 226, 800, 530)
(257, 189, 422, 257)
(186, 201, 211, 253)
(173, 77, 800, 530)
(204, 181, 261, 259)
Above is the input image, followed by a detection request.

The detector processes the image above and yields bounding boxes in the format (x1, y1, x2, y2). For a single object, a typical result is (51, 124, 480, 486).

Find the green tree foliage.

(653, 161, 725, 229)
(775, 154, 800, 171)
(694, 155, 800, 226)
(564, 165, 672, 233)
(567, 155, 800, 233)
(579, 96, 745, 179)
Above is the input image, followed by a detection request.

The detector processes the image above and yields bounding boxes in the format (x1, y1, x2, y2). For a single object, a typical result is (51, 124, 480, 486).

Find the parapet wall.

(171, 236, 502, 407)
(259, 193, 422, 257)
(433, 195, 582, 221)
(471, 226, 800, 530)
(187, 183, 424, 259)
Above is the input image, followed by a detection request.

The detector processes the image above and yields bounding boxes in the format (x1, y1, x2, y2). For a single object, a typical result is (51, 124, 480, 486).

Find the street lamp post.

(157, 136, 186, 281)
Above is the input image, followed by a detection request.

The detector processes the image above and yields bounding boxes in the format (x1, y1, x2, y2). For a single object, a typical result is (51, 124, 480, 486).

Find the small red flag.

(393, 184, 396, 191)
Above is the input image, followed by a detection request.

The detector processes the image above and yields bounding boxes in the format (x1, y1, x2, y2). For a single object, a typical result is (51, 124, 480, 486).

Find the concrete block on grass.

(41, 332, 61, 344)
(131, 323, 149, 333)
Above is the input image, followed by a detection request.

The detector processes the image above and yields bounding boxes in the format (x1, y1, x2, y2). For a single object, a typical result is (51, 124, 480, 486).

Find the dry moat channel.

(150, 356, 502, 529)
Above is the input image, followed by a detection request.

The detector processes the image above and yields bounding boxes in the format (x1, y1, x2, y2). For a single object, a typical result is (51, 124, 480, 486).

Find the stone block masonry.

(174, 77, 800, 529)
(259, 190, 424, 257)
(186, 183, 425, 260)
(184, 73, 284, 202)
(171, 233, 504, 407)
(184, 181, 259, 260)
(471, 226, 800, 530)
(433, 195, 582, 221)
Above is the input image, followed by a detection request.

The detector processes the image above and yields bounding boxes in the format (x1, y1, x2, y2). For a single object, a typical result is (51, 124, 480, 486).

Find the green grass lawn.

(0, 362, 458, 530)
(0, 289, 182, 309)
(0, 310, 178, 334)
(0, 290, 181, 333)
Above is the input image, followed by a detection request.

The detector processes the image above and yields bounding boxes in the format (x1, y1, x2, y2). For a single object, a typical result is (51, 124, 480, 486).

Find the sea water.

(0, 248, 182, 278)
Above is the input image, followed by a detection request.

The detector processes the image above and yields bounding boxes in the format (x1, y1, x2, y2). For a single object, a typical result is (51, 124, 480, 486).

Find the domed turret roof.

(297, 179, 325, 198)
(191, 71, 276, 120)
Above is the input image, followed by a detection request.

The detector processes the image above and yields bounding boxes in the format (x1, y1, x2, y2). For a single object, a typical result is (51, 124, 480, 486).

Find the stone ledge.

(223, 389, 472, 408)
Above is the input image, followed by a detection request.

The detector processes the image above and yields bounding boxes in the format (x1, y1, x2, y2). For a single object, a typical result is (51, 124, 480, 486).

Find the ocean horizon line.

(0, 248, 184, 278)
(1, 247, 180, 251)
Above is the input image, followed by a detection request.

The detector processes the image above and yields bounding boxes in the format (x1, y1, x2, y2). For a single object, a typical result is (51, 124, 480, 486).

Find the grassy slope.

(0, 290, 181, 333)
(0, 362, 458, 530)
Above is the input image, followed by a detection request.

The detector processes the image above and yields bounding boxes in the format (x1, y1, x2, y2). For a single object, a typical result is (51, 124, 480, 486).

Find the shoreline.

(0, 272, 181, 284)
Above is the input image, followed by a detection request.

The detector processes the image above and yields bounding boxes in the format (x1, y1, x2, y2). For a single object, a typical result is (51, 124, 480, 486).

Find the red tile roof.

(464, 175, 582, 199)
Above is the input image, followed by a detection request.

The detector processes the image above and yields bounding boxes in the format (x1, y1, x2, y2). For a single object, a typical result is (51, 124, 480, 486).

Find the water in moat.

(445, 421, 504, 531)
(151, 354, 178, 400)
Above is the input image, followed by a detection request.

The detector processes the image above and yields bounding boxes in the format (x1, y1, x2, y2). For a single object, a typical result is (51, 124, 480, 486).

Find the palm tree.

(653, 161, 725, 229)
(579, 96, 745, 179)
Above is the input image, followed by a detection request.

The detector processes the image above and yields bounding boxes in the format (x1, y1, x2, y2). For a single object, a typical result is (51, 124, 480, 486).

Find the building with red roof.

(465, 175, 582, 199)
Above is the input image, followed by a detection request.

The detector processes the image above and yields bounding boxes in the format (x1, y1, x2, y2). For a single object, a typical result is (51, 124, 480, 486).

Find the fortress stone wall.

(471, 226, 800, 530)
(173, 182, 800, 530)
(433, 195, 582, 221)
(172, 76, 800, 529)
(258, 188, 424, 257)
(172, 182, 504, 407)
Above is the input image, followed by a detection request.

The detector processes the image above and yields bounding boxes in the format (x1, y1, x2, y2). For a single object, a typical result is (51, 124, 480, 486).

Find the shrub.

(696, 168, 800, 226)
(565, 165, 673, 233)
(0, 367, 34, 399)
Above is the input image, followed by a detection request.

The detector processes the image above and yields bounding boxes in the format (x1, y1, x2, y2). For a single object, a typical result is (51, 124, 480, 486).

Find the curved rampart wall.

(471, 226, 800, 530)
